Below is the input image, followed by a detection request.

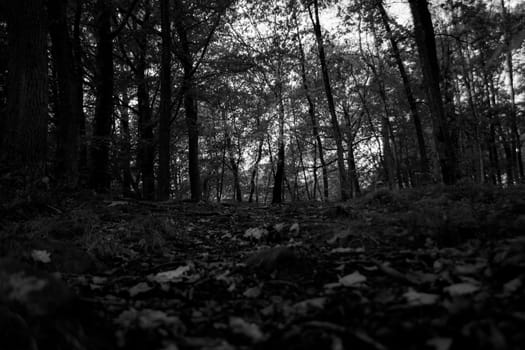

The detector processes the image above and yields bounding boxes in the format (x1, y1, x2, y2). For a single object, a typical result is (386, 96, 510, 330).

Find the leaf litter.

(1, 185, 525, 349)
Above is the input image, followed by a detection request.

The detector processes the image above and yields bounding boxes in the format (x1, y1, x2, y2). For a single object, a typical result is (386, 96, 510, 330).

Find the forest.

(1, 0, 525, 350)
(0, 0, 522, 202)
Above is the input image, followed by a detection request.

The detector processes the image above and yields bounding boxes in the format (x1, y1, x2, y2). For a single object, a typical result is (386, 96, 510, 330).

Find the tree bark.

(294, 13, 329, 201)
(308, 0, 349, 200)
(157, 0, 172, 199)
(376, 0, 429, 174)
(408, 0, 459, 184)
(90, 0, 113, 192)
(174, 1, 201, 202)
(73, 0, 87, 175)
(136, 14, 155, 200)
(272, 81, 286, 204)
(118, 83, 133, 196)
(2, 0, 48, 179)
(500, 0, 523, 182)
(48, 0, 80, 188)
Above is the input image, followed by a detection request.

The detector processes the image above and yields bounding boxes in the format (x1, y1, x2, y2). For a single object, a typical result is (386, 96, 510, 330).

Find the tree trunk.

(118, 85, 133, 196)
(136, 19, 155, 200)
(48, 0, 80, 188)
(2, 0, 48, 179)
(501, 0, 523, 182)
(174, 3, 201, 202)
(308, 0, 349, 200)
(376, 0, 429, 173)
(342, 106, 361, 196)
(294, 14, 329, 201)
(90, 0, 113, 192)
(408, 0, 458, 185)
(73, 0, 87, 176)
(272, 82, 286, 204)
(158, 0, 172, 199)
(248, 137, 264, 203)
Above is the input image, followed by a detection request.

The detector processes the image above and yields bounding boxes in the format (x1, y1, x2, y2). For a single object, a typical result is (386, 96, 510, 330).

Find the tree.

(307, 0, 349, 200)
(408, 0, 458, 184)
(375, 0, 428, 175)
(1, 0, 48, 180)
(157, 0, 173, 200)
(48, 0, 81, 188)
(90, 0, 114, 192)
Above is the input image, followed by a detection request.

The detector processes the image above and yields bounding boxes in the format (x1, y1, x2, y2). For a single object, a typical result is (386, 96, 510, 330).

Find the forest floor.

(1, 183, 525, 350)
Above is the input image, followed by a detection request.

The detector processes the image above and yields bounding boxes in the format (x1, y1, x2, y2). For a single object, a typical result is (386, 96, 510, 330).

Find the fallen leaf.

(289, 223, 300, 236)
(31, 250, 51, 264)
(116, 308, 181, 330)
(229, 317, 264, 342)
(403, 288, 439, 306)
(273, 223, 286, 232)
(503, 277, 522, 294)
(149, 265, 191, 283)
(339, 271, 367, 287)
(243, 286, 261, 298)
(244, 227, 269, 240)
(426, 337, 453, 350)
(129, 282, 153, 297)
(454, 262, 486, 275)
(293, 297, 327, 315)
(444, 282, 480, 296)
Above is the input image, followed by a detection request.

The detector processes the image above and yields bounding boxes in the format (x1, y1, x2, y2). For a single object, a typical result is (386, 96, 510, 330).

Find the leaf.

(229, 317, 264, 343)
(444, 282, 480, 296)
(148, 265, 191, 283)
(403, 288, 439, 306)
(426, 337, 453, 350)
(273, 223, 286, 232)
(503, 277, 522, 294)
(116, 308, 181, 330)
(30, 249, 51, 264)
(129, 282, 153, 297)
(243, 227, 269, 240)
(293, 297, 326, 315)
(243, 286, 261, 298)
(289, 222, 300, 236)
(339, 271, 367, 287)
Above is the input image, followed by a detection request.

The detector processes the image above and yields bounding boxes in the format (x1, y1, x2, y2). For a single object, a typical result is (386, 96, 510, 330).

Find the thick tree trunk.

(309, 0, 349, 200)
(376, 0, 428, 173)
(48, 0, 80, 188)
(408, 0, 458, 185)
(73, 0, 87, 176)
(2, 0, 48, 179)
(501, 0, 523, 182)
(174, 2, 201, 202)
(158, 0, 172, 200)
(136, 43, 155, 199)
(90, 0, 113, 192)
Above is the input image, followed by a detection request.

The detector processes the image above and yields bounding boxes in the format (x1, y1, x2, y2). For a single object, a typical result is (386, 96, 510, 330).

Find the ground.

(1, 183, 525, 350)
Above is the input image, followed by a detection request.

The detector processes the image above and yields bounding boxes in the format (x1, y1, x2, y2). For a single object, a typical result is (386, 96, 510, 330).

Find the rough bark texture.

(309, 0, 349, 200)
(409, 0, 458, 185)
(295, 16, 329, 201)
(2, 0, 48, 179)
(90, 0, 113, 192)
(48, 0, 80, 188)
(377, 0, 428, 174)
(136, 12, 155, 200)
(158, 0, 172, 200)
(272, 84, 286, 204)
(174, 0, 201, 202)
